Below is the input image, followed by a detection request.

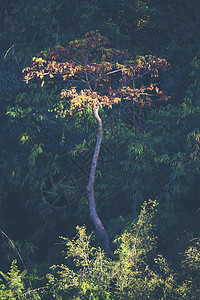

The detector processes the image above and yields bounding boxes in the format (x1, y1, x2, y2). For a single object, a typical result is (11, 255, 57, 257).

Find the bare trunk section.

(86, 106, 111, 256)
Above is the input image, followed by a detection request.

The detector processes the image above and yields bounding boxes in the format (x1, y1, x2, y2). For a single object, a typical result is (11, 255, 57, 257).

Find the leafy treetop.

(22, 31, 169, 113)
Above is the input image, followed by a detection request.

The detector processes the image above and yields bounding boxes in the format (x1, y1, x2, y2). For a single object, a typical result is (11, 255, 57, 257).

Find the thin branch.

(104, 67, 125, 76)
(3, 45, 15, 59)
(0, 229, 32, 288)
(41, 191, 67, 210)
(30, 30, 38, 48)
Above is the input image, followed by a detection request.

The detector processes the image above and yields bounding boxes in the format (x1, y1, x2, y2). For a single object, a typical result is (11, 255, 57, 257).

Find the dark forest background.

(0, 0, 200, 299)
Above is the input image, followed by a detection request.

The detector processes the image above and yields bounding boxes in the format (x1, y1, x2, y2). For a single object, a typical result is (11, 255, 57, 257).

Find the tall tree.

(22, 31, 169, 255)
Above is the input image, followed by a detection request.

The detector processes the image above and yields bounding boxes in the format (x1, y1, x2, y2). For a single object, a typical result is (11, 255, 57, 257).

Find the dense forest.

(0, 0, 200, 299)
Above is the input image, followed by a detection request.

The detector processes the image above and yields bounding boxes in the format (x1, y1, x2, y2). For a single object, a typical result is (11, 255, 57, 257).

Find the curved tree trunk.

(86, 106, 111, 256)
